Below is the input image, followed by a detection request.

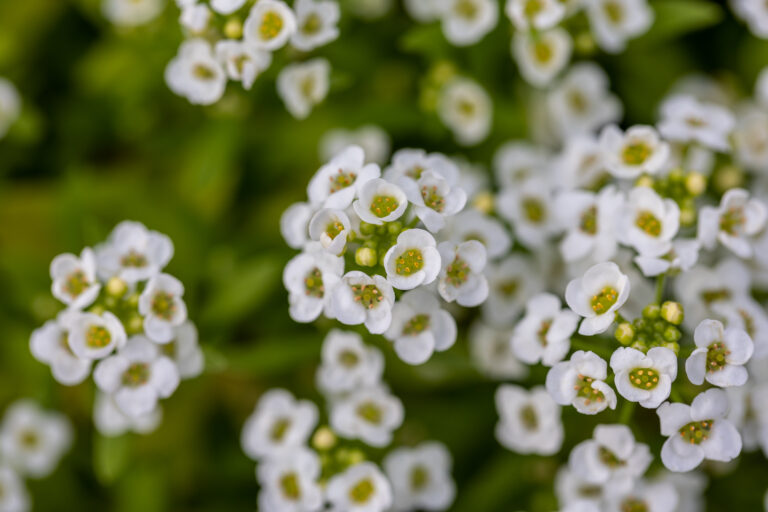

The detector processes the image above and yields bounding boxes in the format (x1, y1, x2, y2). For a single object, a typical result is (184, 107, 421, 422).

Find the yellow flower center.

(86, 325, 112, 349)
(260, 11, 284, 40)
(635, 210, 662, 237)
(590, 286, 618, 314)
(396, 249, 424, 276)
(628, 367, 660, 389)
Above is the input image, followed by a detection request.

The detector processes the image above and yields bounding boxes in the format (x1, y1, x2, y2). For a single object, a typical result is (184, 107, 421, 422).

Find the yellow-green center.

(270, 418, 291, 441)
(590, 286, 618, 314)
(351, 284, 384, 309)
(410, 465, 430, 491)
(403, 314, 431, 336)
(622, 143, 651, 165)
(260, 11, 284, 40)
(193, 64, 216, 80)
(64, 270, 90, 298)
(349, 478, 375, 503)
(445, 256, 469, 287)
(522, 197, 546, 223)
(325, 221, 345, 239)
(370, 195, 399, 218)
(537, 319, 552, 346)
(621, 497, 649, 512)
(520, 404, 539, 430)
(329, 169, 357, 194)
(151, 291, 177, 320)
(301, 13, 322, 35)
(635, 210, 662, 237)
(580, 206, 598, 235)
(280, 472, 301, 500)
(628, 367, 660, 389)
(356, 402, 382, 424)
(122, 362, 150, 387)
(719, 207, 745, 235)
(603, 0, 623, 23)
(421, 185, 446, 212)
(533, 41, 553, 63)
(86, 325, 112, 349)
(338, 350, 359, 367)
(454, 0, 478, 19)
(396, 249, 424, 276)
(678, 420, 713, 445)
(706, 342, 730, 372)
(121, 250, 148, 268)
(575, 374, 606, 405)
(304, 268, 324, 298)
(598, 446, 625, 467)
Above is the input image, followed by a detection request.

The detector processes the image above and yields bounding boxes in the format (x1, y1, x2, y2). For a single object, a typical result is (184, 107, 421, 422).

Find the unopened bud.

(635, 175, 654, 188)
(615, 322, 635, 345)
(355, 247, 377, 267)
(663, 341, 680, 354)
(106, 277, 127, 298)
(387, 221, 403, 235)
(224, 18, 243, 39)
(311, 426, 337, 451)
(473, 191, 494, 214)
(631, 340, 648, 352)
(685, 172, 706, 196)
(127, 314, 144, 335)
(359, 222, 376, 236)
(661, 301, 684, 325)
(642, 303, 660, 320)
(663, 325, 682, 343)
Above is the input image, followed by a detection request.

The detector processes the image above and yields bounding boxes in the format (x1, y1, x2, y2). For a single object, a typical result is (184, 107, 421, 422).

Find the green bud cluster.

(314, 425, 367, 484)
(87, 277, 144, 335)
(650, 168, 707, 227)
(348, 220, 415, 271)
(614, 301, 684, 353)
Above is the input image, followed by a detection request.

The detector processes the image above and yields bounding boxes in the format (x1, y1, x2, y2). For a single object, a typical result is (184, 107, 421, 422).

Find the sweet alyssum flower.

(619, 186, 680, 258)
(283, 241, 344, 323)
(93, 392, 162, 437)
(290, 0, 340, 51)
(438, 77, 492, 146)
(29, 312, 92, 386)
(353, 178, 408, 225)
(495, 384, 564, 455)
(308, 208, 351, 256)
(498, 177, 560, 249)
(439, 0, 498, 47)
(505, 0, 565, 31)
(444, 209, 511, 259)
(469, 321, 529, 380)
(307, 144, 381, 209)
(483, 255, 543, 327)
(315, 329, 384, 395)
(697, 188, 768, 258)
(320, 125, 391, 166)
(95, 220, 174, 283)
(210, 0, 246, 14)
(243, 0, 297, 51)
(657, 388, 742, 472)
(326, 461, 393, 512)
(276, 58, 331, 120)
(492, 141, 550, 188)
(603, 480, 679, 512)
(565, 261, 630, 336)
(585, 0, 653, 53)
(178, 1, 211, 33)
(383, 229, 441, 290)
(554, 134, 608, 190)
(329, 271, 395, 334)
(634, 239, 700, 278)
(611, 347, 677, 409)
(384, 442, 456, 512)
(65, 311, 127, 360)
(215, 40, 272, 90)
(0, 466, 28, 512)
(102, 0, 164, 26)
(0, 77, 21, 140)
(436, 240, 489, 307)
(138, 273, 188, 343)
(256, 447, 324, 512)
(556, 186, 623, 264)
(384, 148, 459, 189)
(401, 170, 467, 233)
(733, 109, 768, 173)
(512, 27, 572, 87)
(165, 39, 227, 105)
(600, 124, 670, 179)
(685, 319, 754, 388)
(658, 94, 736, 152)
(330, 385, 404, 447)
(712, 296, 768, 360)
(547, 350, 618, 414)
(511, 292, 579, 367)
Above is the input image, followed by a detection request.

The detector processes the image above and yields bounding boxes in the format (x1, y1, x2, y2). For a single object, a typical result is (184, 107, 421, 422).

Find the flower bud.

(359, 222, 376, 236)
(472, 191, 494, 214)
(355, 247, 377, 267)
(661, 301, 684, 325)
(311, 426, 336, 451)
(615, 322, 635, 345)
(224, 18, 243, 39)
(642, 303, 660, 320)
(127, 314, 144, 335)
(635, 175, 654, 188)
(631, 340, 648, 352)
(106, 277, 127, 298)
(663, 325, 682, 343)
(663, 341, 680, 354)
(387, 221, 403, 235)
(685, 171, 706, 196)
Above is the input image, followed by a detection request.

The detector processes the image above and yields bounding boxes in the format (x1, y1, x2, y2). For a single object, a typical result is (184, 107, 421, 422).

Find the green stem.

(615, 312, 628, 325)
(655, 273, 667, 304)
(619, 400, 636, 425)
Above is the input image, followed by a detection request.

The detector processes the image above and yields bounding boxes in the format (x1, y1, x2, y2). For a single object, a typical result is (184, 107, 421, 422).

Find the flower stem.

(655, 273, 667, 304)
(619, 400, 636, 424)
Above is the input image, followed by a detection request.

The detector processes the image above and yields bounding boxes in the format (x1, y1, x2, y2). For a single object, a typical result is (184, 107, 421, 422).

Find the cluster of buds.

(615, 301, 685, 353)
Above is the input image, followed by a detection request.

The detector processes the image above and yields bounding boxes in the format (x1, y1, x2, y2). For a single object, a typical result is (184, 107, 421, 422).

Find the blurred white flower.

(495, 384, 563, 455)
(384, 442, 456, 511)
(243, 0, 297, 50)
(276, 58, 330, 119)
(165, 39, 226, 105)
(546, 350, 617, 414)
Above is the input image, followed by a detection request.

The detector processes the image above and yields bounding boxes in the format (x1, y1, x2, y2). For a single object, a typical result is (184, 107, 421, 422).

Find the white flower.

(734, 109, 768, 172)
(556, 186, 623, 264)
(384, 442, 456, 511)
(512, 293, 579, 367)
(565, 261, 630, 336)
(348, 0, 393, 19)
(657, 388, 742, 472)
(308, 145, 381, 209)
(65, 311, 127, 360)
(384, 290, 457, 365)
(102, 0, 163, 26)
(569, 424, 651, 490)
(512, 28, 572, 87)
(505, 0, 565, 30)
(658, 95, 736, 151)
(585, 0, 653, 53)
(0, 466, 28, 512)
(686, 319, 754, 387)
(161, 321, 204, 379)
(283, 242, 344, 323)
(0, 78, 21, 140)
(93, 392, 162, 437)
(326, 462, 392, 512)
(290, 0, 340, 51)
(257, 448, 324, 512)
(243, 0, 297, 50)
(276, 58, 330, 120)
(649, 471, 707, 512)
(547, 63, 623, 139)
(600, 124, 670, 179)
(445, 210, 511, 259)
(384, 149, 460, 186)
(634, 239, 700, 277)
(712, 296, 768, 360)
(280, 202, 314, 249)
(210, 0, 246, 14)
(439, 0, 498, 46)
(438, 78, 492, 146)
(330, 385, 404, 447)
(0, 401, 72, 478)
(546, 350, 618, 414)
(30, 313, 91, 386)
(757, 67, 768, 107)
(383, 229, 441, 290)
(241, 389, 318, 461)
(138, 273, 187, 343)
(308, 208, 351, 256)
(697, 188, 768, 258)
(353, 178, 408, 225)
(469, 321, 529, 380)
(619, 186, 680, 258)
(165, 39, 226, 105)
(492, 141, 550, 188)
(483, 255, 543, 326)
(611, 347, 678, 408)
(495, 384, 563, 455)
(95, 220, 174, 283)
(316, 329, 384, 395)
(94, 336, 180, 417)
(400, 171, 467, 233)
(49, 248, 100, 310)
(179, 2, 211, 32)
(555, 467, 604, 509)
(329, 271, 395, 334)
(497, 177, 559, 249)
(437, 240, 488, 307)
(215, 40, 271, 90)
(554, 134, 609, 190)
(603, 480, 679, 512)
(404, 0, 441, 21)
(675, 258, 751, 329)
(320, 125, 391, 166)
(732, 0, 768, 37)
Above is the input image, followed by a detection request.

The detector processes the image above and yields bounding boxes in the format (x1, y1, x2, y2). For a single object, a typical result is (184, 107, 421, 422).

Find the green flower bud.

(642, 303, 660, 320)
(127, 314, 144, 335)
(355, 247, 377, 267)
(663, 341, 680, 354)
(387, 221, 403, 234)
(106, 277, 127, 298)
(685, 171, 706, 196)
(653, 320, 666, 333)
(359, 222, 376, 236)
(311, 426, 336, 451)
(663, 325, 682, 343)
(224, 18, 243, 39)
(631, 340, 648, 352)
(661, 301, 684, 325)
(615, 322, 635, 345)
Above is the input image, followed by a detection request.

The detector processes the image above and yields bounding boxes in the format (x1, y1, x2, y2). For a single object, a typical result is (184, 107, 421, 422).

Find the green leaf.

(633, 0, 723, 47)
(220, 335, 320, 376)
(93, 434, 131, 485)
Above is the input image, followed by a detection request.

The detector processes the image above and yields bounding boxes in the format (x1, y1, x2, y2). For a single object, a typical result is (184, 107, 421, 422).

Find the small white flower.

(483, 255, 543, 326)
(210, 0, 246, 14)
(404, 0, 441, 21)
(0, 78, 21, 140)
(326, 462, 392, 512)
(697, 188, 767, 258)
(329, 271, 395, 334)
(94, 336, 180, 417)
(554, 134, 609, 190)
(384, 289, 457, 365)
(241, 389, 318, 461)
(732, 0, 768, 37)
(556, 186, 623, 264)
(138, 273, 187, 343)
(658, 95, 736, 152)
(437, 240, 488, 307)
(165, 39, 226, 105)
(585, 0, 653, 53)
(215, 40, 272, 90)
(0, 401, 72, 478)
(290, 0, 340, 51)
(634, 239, 700, 277)
(439, 0, 498, 46)
(384, 149, 460, 187)
(179, 2, 212, 32)
(657, 388, 742, 471)
(283, 241, 344, 323)
(30, 313, 91, 386)
(65, 311, 127, 360)
(497, 177, 559, 249)
(308, 145, 381, 209)
(555, 467, 604, 509)
(308, 208, 351, 256)
(603, 480, 679, 512)
(469, 321, 529, 380)
(568, 424, 651, 490)
(565, 261, 630, 336)
(280, 201, 314, 249)
(600, 124, 670, 179)
(512, 28, 572, 87)
(243, 0, 297, 50)
(495, 384, 563, 455)
(93, 392, 162, 437)
(512, 293, 579, 367)
(320, 125, 391, 166)
(384, 442, 456, 511)
(0, 466, 28, 512)
(546, 350, 618, 414)
(383, 229, 441, 290)
(438, 78, 492, 146)
(492, 141, 550, 188)
(316, 329, 384, 396)
(400, 171, 467, 233)
(611, 347, 678, 408)
(257, 448, 324, 512)
(276, 58, 330, 120)
(161, 321, 204, 379)
(49, 248, 100, 310)
(353, 178, 408, 225)
(712, 296, 768, 360)
(330, 385, 404, 447)
(96, 220, 174, 283)
(734, 109, 768, 173)
(445, 210, 512, 260)
(686, 319, 754, 387)
(619, 186, 680, 258)
(505, 0, 565, 30)
(103, 0, 163, 26)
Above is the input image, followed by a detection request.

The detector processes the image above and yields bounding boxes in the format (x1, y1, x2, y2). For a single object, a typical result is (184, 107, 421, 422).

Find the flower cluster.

(30, 221, 203, 436)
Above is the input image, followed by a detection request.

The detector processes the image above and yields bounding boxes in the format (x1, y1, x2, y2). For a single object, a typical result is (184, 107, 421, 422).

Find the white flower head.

(384, 442, 456, 511)
(210, 0, 247, 14)
(658, 94, 736, 152)
(383, 229, 441, 290)
(0, 400, 72, 478)
(405, 0, 441, 21)
(400, 171, 467, 233)
(330, 385, 404, 447)
(384, 289, 457, 365)
(634, 238, 700, 278)
(437, 240, 489, 307)
(554, 134, 609, 190)
(138, 273, 187, 343)
(469, 321, 529, 380)
(492, 141, 550, 188)
(165, 39, 226, 105)
(505, 0, 565, 30)
(712, 296, 768, 360)
(280, 201, 314, 249)
(0, 78, 21, 139)
(512, 27, 572, 87)
(276, 58, 331, 120)
(161, 321, 204, 379)
(585, 0, 653, 53)
(316, 329, 384, 395)
(65, 311, 127, 360)
(96, 220, 174, 283)
(0, 466, 29, 512)
(546, 350, 618, 414)
(731, 0, 768, 37)
(308, 208, 351, 256)
(93, 392, 162, 437)
(384, 149, 460, 187)
(308, 145, 381, 209)
(329, 271, 395, 334)
(556, 186, 623, 264)
(30, 313, 92, 386)
(565, 261, 630, 336)
(483, 255, 543, 327)
(320, 125, 391, 166)
(686, 319, 754, 388)
(291, 0, 341, 51)
(438, 78, 492, 146)
(243, 0, 297, 50)
(512, 292, 579, 367)
(555, 467, 604, 509)
(241, 389, 318, 461)
(445, 210, 512, 260)
(734, 109, 768, 173)
(497, 177, 559, 249)
(439, 0, 499, 46)
(603, 480, 679, 512)
(283, 241, 344, 323)
(619, 186, 680, 258)
(215, 40, 272, 90)
(600, 124, 670, 179)
(675, 258, 751, 329)
(657, 388, 742, 472)
(179, 2, 212, 32)
(257, 447, 324, 512)
(697, 188, 768, 258)
(326, 461, 393, 512)
(103, 0, 164, 26)
(353, 178, 408, 225)
(49, 248, 100, 310)
(495, 384, 564, 455)
(611, 347, 678, 408)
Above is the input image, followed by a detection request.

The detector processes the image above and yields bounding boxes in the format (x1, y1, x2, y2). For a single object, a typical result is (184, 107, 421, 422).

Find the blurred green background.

(1, 0, 767, 510)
